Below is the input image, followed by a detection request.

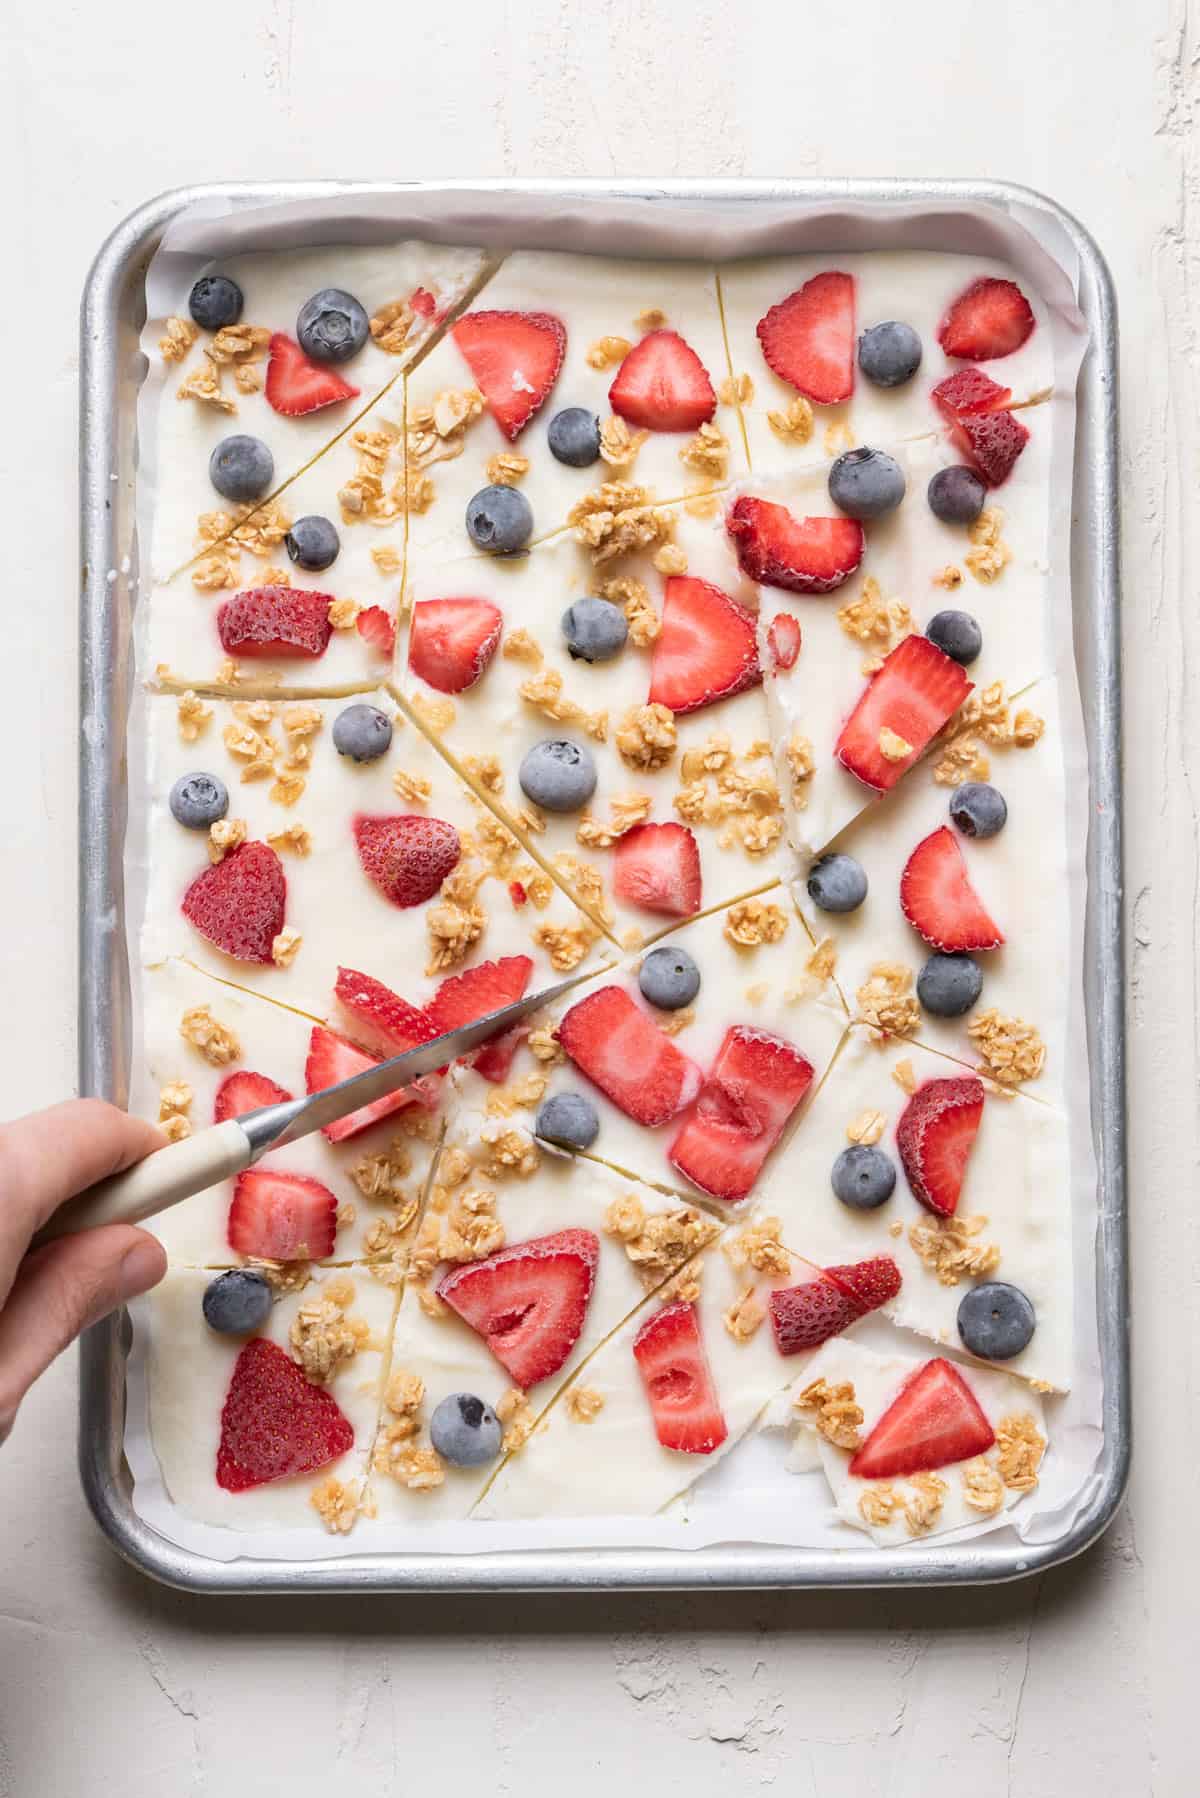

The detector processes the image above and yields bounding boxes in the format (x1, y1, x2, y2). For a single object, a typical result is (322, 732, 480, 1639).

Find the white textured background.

(0, 0, 1186, 1788)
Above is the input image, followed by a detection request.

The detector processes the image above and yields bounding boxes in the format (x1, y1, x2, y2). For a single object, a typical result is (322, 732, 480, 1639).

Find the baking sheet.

(115, 187, 1101, 1569)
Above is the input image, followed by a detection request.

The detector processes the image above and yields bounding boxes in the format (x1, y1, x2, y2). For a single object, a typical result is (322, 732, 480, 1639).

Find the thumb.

(0, 1226, 166, 1442)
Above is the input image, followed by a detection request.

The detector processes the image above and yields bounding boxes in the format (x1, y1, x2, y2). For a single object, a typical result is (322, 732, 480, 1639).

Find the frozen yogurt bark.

(785, 1336, 1047, 1547)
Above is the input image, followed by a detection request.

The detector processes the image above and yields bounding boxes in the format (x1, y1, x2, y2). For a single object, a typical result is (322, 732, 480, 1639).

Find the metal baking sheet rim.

(77, 178, 1127, 1594)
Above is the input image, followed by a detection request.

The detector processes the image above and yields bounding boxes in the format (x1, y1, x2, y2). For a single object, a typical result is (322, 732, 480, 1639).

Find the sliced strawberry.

(608, 330, 717, 432)
(849, 1357, 995, 1479)
(437, 1229, 599, 1388)
(305, 1024, 421, 1142)
(938, 278, 1035, 362)
(409, 597, 503, 694)
(726, 496, 864, 595)
(766, 612, 802, 672)
(217, 587, 333, 660)
(769, 1271, 858, 1355)
(227, 1167, 338, 1260)
(214, 1070, 292, 1123)
(333, 966, 439, 1059)
(756, 271, 856, 404)
(823, 1255, 902, 1316)
(508, 880, 528, 908)
(668, 1026, 814, 1203)
(451, 309, 565, 441)
(557, 986, 702, 1128)
(931, 368, 1012, 422)
(216, 1338, 354, 1492)
(612, 822, 702, 919)
(355, 606, 395, 659)
(648, 575, 761, 714)
(900, 826, 1004, 952)
(952, 409, 1030, 487)
(409, 286, 437, 318)
(265, 332, 359, 417)
(896, 1076, 986, 1217)
(181, 840, 286, 964)
(632, 1301, 728, 1454)
(353, 813, 460, 908)
(426, 955, 534, 1083)
(835, 634, 972, 792)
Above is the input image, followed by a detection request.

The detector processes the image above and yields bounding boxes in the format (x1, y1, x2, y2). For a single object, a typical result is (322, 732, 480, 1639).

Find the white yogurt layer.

(787, 1336, 1047, 1547)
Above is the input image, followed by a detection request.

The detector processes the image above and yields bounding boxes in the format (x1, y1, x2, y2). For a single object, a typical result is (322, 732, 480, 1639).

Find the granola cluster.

(289, 1277, 372, 1384)
(157, 1081, 193, 1143)
(767, 394, 814, 445)
(599, 415, 648, 470)
(723, 1214, 791, 1278)
(616, 703, 677, 772)
(995, 1413, 1045, 1489)
(723, 898, 789, 948)
(310, 1476, 375, 1535)
(603, 1194, 720, 1289)
(678, 421, 730, 479)
(965, 507, 1012, 583)
(567, 483, 676, 565)
(967, 1009, 1047, 1086)
(837, 576, 912, 673)
(795, 1378, 864, 1451)
(599, 573, 660, 646)
(373, 1371, 446, 1491)
(576, 794, 652, 848)
(672, 734, 783, 854)
(908, 1213, 1001, 1286)
(519, 667, 608, 742)
(179, 1004, 240, 1066)
(855, 963, 920, 1038)
(932, 681, 1044, 786)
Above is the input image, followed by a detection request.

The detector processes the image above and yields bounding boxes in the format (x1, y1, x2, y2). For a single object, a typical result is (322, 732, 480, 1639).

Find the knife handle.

(31, 1118, 253, 1249)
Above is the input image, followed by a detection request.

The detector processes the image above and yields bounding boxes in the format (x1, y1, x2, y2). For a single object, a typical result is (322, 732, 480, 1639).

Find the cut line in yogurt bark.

(718, 253, 1054, 472)
(132, 958, 446, 1268)
(784, 1336, 1047, 1547)
(368, 1104, 726, 1523)
(401, 251, 749, 563)
(142, 240, 494, 586)
(754, 1025, 1072, 1391)
(141, 1263, 397, 1533)
(140, 688, 613, 1023)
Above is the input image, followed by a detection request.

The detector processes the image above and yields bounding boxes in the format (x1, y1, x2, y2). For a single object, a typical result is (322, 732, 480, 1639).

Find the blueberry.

(169, 772, 229, 829)
(296, 287, 369, 363)
(927, 464, 986, 525)
(563, 596, 628, 663)
(950, 781, 1008, 839)
(917, 952, 984, 1018)
(807, 852, 868, 914)
(202, 1269, 272, 1335)
(926, 608, 983, 665)
(429, 1392, 503, 1467)
(466, 484, 533, 555)
(535, 1090, 600, 1151)
(189, 275, 244, 332)
(547, 407, 602, 468)
(957, 1281, 1036, 1360)
(285, 514, 340, 572)
(638, 945, 701, 1010)
(857, 321, 923, 388)
(519, 738, 597, 812)
(209, 434, 274, 503)
(831, 1145, 897, 1210)
(332, 703, 393, 763)
(828, 447, 906, 519)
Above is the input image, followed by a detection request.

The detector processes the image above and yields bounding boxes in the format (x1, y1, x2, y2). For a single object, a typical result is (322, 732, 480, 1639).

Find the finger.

(0, 1224, 166, 1443)
(0, 1100, 164, 1302)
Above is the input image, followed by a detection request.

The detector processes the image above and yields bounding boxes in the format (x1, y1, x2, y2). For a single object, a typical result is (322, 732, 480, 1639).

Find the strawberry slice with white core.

(217, 1338, 354, 1492)
(951, 409, 1030, 487)
(217, 587, 334, 660)
(426, 955, 534, 1084)
(305, 1025, 422, 1142)
(409, 597, 503, 694)
(835, 634, 972, 792)
(937, 278, 1035, 362)
(265, 333, 360, 417)
(437, 1229, 599, 1388)
(227, 1167, 338, 1260)
(769, 1270, 858, 1355)
(823, 1255, 902, 1315)
(726, 496, 864, 595)
(668, 1026, 814, 1204)
(214, 1069, 292, 1123)
(353, 813, 461, 908)
(931, 368, 1012, 422)
(766, 612, 802, 672)
(849, 1357, 995, 1480)
(355, 606, 395, 659)
(896, 1076, 986, 1217)
(633, 1301, 728, 1454)
(557, 986, 702, 1128)
(612, 822, 702, 919)
(181, 839, 286, 964)
(608, 330, 717, 432)
(647, 575, 761, 714)
(756, 272, 856, 404)
(900, 826, 1004, 952)
(451, 310, 566, 441)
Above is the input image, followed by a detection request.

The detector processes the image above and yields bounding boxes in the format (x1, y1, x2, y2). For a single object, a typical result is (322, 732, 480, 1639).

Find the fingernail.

(118, 1238, 165, 1299)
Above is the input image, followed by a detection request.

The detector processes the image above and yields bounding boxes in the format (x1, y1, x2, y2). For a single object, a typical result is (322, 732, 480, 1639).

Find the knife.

(33, 976, 580, 1248)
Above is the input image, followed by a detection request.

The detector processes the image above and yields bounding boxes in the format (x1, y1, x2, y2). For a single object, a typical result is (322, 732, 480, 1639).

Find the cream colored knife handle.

(31, 1118, 253, 1248)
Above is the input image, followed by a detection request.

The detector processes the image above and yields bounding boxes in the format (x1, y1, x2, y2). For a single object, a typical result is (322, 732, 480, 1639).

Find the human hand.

(0, 1098, 167, 1442)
